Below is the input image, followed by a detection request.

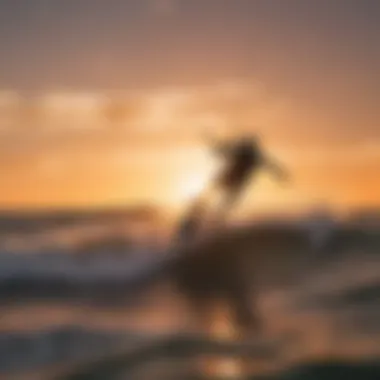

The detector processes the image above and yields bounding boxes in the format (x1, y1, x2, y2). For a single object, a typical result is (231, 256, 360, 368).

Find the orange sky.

(1, 82, 379, 213)
(0, 1, 379, 213)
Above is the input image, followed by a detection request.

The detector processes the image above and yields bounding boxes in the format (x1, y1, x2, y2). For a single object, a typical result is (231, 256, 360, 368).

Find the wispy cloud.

(0, 80, 287, 137)
(7, 81, 378, 172)
(39, 92, 107, 131)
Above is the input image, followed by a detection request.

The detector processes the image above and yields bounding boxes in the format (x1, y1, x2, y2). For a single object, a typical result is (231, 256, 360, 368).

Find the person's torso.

(228, 143, 261, 173)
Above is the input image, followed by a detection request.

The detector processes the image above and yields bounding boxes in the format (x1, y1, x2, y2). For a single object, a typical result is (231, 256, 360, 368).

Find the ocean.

(0, 210, 379, 379)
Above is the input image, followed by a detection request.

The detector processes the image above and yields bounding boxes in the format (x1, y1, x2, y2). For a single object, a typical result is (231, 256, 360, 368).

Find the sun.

(178, 174, 207, 202)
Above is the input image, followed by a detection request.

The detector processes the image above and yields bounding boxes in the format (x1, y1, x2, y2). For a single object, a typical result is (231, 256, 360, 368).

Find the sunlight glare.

(178, 174, 207, 202)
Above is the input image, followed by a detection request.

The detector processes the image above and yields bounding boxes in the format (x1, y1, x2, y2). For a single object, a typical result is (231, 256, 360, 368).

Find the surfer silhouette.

(177, 132, 289, 241)
(208, 133, 289, 218)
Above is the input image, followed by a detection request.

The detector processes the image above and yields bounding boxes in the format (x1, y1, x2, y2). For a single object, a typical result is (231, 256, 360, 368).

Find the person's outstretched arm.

(263, 156, 290, 183)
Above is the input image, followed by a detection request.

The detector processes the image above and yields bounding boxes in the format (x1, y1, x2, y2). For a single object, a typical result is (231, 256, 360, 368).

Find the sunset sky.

(0, 0, 379, 213)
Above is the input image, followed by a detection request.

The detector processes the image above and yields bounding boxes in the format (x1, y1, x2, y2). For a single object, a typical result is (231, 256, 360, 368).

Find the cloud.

(125, 79, 290, 141)
(39, 92, 107, 131)
(0, 80, 291, 164)
(0, 80, 288, 135)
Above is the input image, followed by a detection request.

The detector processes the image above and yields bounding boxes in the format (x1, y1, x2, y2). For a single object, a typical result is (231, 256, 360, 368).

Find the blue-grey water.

(0, 211, 379, 379)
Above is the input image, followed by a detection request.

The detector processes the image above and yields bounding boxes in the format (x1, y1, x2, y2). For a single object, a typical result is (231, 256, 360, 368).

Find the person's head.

(235, 132, 261, 150)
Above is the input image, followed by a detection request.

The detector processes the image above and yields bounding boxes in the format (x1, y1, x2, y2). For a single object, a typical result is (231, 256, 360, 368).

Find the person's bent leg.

(214, 185, 243, 224)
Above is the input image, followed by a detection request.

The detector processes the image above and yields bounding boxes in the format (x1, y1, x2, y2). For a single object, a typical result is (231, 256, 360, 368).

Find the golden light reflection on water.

(202, 305, 243, 378)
